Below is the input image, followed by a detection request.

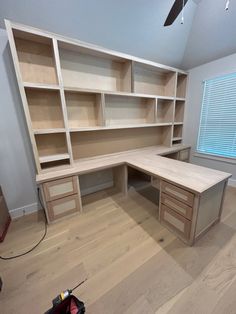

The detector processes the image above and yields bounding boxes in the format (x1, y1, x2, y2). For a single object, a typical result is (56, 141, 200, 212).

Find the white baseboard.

(228, 178, 236, 187)
(81, 181, 113, 196)
(9, 202, 40, 219)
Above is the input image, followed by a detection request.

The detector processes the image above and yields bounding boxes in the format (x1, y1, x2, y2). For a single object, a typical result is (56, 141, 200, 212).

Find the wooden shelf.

(39, 153, 70, 163)
(133, 62, 176, 97)
(65, 90, 103, 128)
(25, 87, 64, 129)
(172, 137, 182, 141)
(156, 99, 174, 124)
(64, 86, 175, 100)
(35, 133, 69, 160)
(33, 128, 66, 134)
(23, 82, 60, 90)
(105, 95, 156, 126)
(13, 29, 58, 85)
(69, 122, 172, 132)
(59, 41, 132, 93)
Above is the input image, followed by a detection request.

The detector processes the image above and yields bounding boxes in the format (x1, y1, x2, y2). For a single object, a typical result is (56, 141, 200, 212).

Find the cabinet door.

(47, 194, 80, 221)
(160, 204, 191, 241)
(43, 176, 78, 201)
(179, 149, 190, 162)
(161, 193, 193, 220)
(161, 181, 194, 206)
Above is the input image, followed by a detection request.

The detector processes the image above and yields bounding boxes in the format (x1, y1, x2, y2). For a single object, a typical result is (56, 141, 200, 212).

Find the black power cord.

(0, 188, 47, 260)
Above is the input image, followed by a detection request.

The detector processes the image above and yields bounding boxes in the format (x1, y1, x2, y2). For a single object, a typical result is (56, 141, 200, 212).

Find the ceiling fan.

(164, 0, 230, 27)
(164, 0, 189, 26)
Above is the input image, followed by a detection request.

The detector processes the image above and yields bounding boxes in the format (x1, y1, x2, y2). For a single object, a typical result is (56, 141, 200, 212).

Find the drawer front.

(47, 194, 80, 221)
(160, 204, 191, 240)
(179, 149, 190, 162)
(151, 176, 160, 189)
(161, 181, 194, 206)
(43, 176, 78, 202)
(161, 193, 193, 220)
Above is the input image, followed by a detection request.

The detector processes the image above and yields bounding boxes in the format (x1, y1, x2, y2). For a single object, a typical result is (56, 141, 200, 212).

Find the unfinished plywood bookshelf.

(6, 20, 188, 173)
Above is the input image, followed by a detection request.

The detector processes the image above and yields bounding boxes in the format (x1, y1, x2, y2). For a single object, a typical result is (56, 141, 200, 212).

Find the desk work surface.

(36, 145, 231, 194)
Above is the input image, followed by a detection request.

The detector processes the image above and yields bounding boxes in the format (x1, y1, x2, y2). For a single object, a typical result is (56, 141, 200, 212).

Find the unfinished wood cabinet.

(176, 73, 188, 98)
(13, 29, 58, 85)
(6, 20, 188, 174)
(161, 181, 194, 206)
(160, 204, 191, 241)
(58, 41, 132, 92)
(105, 95, 156, 126)
(47, 194, 80, 222)
(133, 62, 176, 97)
(43, 176, 78, 202)
(65, 90, 104, 129)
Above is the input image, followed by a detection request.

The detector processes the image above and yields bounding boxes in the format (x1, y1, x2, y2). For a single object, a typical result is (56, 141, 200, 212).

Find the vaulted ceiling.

(0, 0, 235, 70)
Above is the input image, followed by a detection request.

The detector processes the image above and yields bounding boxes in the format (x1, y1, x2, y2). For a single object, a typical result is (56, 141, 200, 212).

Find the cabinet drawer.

(43, 176, 78, 201)
(160, 204, 191, 240)
(161, 181, 194, 206)
(151, 176, 160, 189)
(179, 149, 190, 162)
(47, 194, 80, 221)
(161, 193, 193, 220)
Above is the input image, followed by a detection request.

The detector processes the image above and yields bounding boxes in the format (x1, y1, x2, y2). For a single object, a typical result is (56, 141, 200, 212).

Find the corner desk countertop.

(36, 145, 231, 194)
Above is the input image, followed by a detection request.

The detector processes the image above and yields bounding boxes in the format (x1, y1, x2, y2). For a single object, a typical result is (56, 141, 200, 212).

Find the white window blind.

(197, 72, 236, 159)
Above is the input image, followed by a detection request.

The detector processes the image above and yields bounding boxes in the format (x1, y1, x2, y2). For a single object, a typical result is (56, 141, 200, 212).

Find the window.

(197, 72, 236, 159)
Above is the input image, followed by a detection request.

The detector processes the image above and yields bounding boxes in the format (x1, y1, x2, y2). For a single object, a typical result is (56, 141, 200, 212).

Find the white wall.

(0, 0, 196, 67)
(0, 29, 39, 217)
(182, 0, 236, 69)
(184, 53, 236, 183)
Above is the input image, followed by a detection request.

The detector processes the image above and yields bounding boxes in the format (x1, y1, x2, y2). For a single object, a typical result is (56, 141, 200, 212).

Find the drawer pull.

(164, 199, 186, 216)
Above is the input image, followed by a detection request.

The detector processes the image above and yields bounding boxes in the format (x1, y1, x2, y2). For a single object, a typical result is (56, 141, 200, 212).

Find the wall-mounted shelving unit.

(6, 20, 188, 173)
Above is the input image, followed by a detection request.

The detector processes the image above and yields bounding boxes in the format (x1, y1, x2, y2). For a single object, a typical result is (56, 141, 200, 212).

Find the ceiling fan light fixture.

(225, 0, 230, 11)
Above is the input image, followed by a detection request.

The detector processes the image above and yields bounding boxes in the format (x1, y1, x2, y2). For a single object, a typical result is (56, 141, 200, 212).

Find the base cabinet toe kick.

(159, 179, 228, 245)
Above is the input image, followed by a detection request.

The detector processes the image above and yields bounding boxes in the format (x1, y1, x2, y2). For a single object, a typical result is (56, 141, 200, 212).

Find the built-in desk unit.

(6, 20, 231, 246)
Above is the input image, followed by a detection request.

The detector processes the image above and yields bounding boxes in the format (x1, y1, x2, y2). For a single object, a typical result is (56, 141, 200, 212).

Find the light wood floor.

(1, 185, 236, 314)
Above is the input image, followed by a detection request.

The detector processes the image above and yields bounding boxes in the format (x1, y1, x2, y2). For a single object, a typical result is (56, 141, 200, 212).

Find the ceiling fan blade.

(164, 0, 189, 26)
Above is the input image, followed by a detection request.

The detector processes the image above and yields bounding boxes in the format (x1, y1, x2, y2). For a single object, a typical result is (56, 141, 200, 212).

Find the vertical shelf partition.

(6, 20, 188, 173)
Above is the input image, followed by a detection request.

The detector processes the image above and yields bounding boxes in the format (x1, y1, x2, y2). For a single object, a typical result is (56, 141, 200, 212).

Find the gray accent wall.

(183, 53, 236, 181)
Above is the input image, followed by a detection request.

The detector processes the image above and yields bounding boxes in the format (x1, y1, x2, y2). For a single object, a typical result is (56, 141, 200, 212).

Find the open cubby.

(105, 95, 156, 126)
(35, 133, 69, 161)
(164, 152, 179, 159)
(40, 159, 70, 170)
(173, 125, 183, 139)
(174, 100, 185, 123)
(25, 87, 64, 130)
(156, 99, 174, 123)
(65, 91, 103, 128)
(70, 126, 172, 160)
(176, 73, 187, 98)
(133, 62, 176, 97)
(13, 29, 58, 85)
(59, 41, 132, 92)
(172, 139, 182, 146)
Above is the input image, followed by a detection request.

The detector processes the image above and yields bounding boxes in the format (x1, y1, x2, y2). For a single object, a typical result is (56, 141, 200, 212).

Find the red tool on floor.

(45, 279, 86, 314)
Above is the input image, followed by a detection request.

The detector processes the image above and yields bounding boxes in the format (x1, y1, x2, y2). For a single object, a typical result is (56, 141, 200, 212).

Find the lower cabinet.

(47, 194, 80, 222)
(160, 204, 191, 241)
